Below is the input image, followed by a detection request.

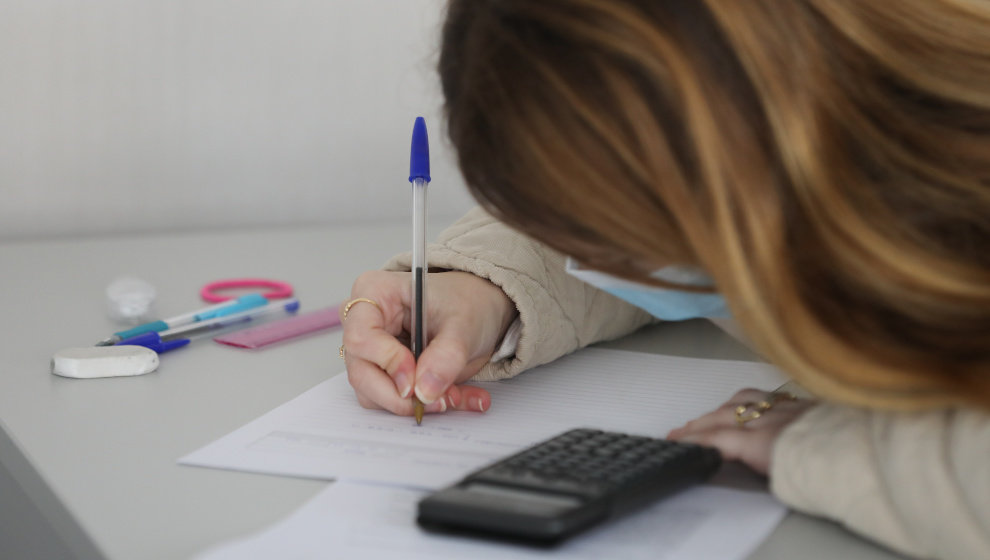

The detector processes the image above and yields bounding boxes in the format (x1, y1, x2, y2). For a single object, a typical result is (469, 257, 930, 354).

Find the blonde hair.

(439, 0, 990, 410)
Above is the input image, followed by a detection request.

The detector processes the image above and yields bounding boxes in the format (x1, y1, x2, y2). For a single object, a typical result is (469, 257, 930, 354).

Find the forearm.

(384, 207, 655, 380)
(770, 404, 990, 559)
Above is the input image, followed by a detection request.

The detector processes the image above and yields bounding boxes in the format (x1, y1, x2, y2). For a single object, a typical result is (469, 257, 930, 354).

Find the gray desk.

(0, 221, 903, 559)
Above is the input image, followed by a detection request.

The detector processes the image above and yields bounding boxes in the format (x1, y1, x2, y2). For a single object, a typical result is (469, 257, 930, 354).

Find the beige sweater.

(385, 207, 990, 560)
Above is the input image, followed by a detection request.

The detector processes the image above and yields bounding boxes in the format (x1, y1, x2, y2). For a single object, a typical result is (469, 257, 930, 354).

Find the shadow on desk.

(710, 461, 769, 493)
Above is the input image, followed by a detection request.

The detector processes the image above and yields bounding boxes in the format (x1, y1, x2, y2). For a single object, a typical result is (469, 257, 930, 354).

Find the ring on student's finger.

(734, 402, 764, 426)
(341, 297, 382, 321)
(338, 345, 346, 360)
(734, 391, 797, 426)
(736, 397, 775, 426)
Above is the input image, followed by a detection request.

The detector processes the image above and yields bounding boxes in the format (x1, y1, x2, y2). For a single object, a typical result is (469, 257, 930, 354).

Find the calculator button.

(470, 429, 720, 502)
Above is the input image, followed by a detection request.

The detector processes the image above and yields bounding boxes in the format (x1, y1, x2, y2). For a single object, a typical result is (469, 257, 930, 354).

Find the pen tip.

(414, 402, 424, 426)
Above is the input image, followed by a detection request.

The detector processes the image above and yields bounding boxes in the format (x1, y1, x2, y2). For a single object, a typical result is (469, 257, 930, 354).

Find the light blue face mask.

(565, 258, 730, 321)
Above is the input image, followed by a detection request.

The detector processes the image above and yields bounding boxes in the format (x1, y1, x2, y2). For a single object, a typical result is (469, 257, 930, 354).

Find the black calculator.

(417, 428, 722, 544)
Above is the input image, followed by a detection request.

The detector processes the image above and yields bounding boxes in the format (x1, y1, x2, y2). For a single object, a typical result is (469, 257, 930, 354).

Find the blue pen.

(116, 299, 300, 353)
(96, 293, 269, 346)
(409, 116, 430, 425)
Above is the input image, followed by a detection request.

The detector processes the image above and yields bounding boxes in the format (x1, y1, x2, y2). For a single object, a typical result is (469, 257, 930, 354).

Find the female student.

(339, 1, 990, 558)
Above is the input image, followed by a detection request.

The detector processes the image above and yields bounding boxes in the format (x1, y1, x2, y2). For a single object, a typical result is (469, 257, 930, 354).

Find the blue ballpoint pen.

(96, 293, 269, 346)
(116, 299, 300, 353)
(409, 116, 430, 425)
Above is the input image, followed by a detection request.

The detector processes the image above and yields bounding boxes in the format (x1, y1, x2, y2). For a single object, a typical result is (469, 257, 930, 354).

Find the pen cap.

(409, 116, 431, 183)
(116, 332, 189, 353)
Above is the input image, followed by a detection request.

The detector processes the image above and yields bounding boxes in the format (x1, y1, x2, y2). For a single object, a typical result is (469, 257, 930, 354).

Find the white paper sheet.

(180, 348, 786, 489)
(194, 481, 786, 560)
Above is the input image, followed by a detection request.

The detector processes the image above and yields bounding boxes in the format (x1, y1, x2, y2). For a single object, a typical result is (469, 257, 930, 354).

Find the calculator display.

(463, 482, 584, 514)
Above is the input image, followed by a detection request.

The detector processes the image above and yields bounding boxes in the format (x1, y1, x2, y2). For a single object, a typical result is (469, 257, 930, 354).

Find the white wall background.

(0, 0, 476, 240)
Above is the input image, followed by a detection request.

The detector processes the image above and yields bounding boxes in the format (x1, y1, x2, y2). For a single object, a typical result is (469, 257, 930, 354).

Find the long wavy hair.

(438, 0, 990, 410)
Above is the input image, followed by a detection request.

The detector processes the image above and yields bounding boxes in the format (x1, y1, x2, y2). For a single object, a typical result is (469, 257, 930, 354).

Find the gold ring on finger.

(341, 297, 382, 321)
(735, 402, 768, 427)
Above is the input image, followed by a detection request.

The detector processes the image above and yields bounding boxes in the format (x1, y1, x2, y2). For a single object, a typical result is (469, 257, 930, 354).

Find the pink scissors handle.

(200, 278, 294, 303)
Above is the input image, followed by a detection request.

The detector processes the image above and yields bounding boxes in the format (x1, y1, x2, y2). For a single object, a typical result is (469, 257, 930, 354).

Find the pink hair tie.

(200, 278, 294, 303)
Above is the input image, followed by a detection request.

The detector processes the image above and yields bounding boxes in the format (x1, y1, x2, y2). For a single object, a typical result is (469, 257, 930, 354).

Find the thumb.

(413, 334, 471, 404)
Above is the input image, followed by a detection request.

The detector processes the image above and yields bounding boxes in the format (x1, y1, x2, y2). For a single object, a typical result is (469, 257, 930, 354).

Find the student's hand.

(339, 270, 518, 417)
(666, 388, 816, 475)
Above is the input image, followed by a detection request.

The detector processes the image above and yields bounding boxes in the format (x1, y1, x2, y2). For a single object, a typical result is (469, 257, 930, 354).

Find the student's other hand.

(666, 388, 816, 475)
(339, 270, 517, 417)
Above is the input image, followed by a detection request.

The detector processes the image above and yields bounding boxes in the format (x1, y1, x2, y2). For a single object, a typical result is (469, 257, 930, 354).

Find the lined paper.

(180, 348, 786, 489)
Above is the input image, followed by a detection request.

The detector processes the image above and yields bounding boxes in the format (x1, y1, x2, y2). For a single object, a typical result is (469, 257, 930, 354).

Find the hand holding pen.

(339, 271, 506, 416)
(338, 118, 515, 420)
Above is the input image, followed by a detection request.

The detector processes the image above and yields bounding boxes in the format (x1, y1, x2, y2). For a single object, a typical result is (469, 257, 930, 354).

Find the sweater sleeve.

(383, 207, 656, 381)
(770, 403, 990, 560)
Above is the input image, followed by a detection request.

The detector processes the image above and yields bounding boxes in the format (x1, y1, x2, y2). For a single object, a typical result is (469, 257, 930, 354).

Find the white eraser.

(51, 346, 160, 379)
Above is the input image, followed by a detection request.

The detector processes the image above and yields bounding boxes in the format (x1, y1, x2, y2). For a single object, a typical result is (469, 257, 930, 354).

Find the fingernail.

(473, 397, 486, 412)
(414, 371, 444, 404)
(394, 371, 412, 399)
(425, 397, 446, 414)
